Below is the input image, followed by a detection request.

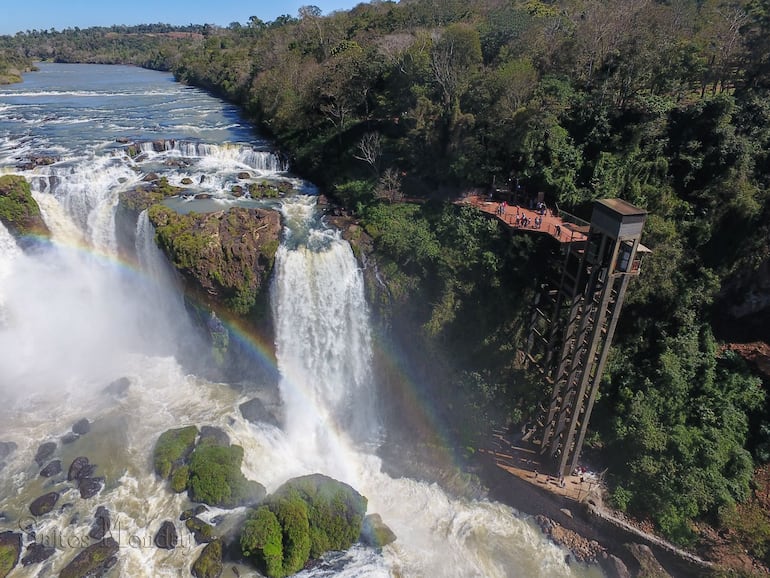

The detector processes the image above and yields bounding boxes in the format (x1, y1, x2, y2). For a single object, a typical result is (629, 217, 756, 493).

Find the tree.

(354, 132, 382, 175)
(376, 168, 403, 203)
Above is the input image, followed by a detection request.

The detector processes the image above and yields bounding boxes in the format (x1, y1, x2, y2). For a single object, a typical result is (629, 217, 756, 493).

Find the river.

(0, 63, 604, 578)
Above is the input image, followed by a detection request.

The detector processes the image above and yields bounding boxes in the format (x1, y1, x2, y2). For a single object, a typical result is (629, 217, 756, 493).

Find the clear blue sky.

(1, 0, 365, 35)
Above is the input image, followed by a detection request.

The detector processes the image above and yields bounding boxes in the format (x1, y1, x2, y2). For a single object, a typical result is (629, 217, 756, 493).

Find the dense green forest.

(4, 0, 770, 558)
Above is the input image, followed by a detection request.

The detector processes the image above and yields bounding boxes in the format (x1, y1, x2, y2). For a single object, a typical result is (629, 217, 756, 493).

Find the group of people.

(491, 198, 549, 231)
(514, 212, 542, 229)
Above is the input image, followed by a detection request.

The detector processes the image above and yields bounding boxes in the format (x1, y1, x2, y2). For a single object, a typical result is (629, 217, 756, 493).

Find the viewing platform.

(458, 194, 589, 244)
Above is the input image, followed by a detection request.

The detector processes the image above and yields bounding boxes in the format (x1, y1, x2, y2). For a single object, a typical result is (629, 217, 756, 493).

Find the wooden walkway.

(458, 195, 588, 244)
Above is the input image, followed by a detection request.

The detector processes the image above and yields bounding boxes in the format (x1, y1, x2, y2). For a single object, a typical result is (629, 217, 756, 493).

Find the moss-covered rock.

(185, 516, 214, 544)
(191, 539, 223, 578)
(0, 532, 21, 578)
(119, 175, 182, 214)
(171, 465, 190, 493)
(271, 492, 311, 576)
(187, 443, 266, 508)
(240, 474, 367, 577)
(0, 175, 49, 242)
(271, 474, 367, 558)
(153, 426, 198, 480)
(59, 537, 119, 578)
(240, 506, 283, 578)
(147, 205, 281, 317)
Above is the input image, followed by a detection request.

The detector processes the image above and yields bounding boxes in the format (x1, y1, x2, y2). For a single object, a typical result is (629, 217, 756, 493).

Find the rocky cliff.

(147, 205, 281, 318)
(0, 174, 50, 244)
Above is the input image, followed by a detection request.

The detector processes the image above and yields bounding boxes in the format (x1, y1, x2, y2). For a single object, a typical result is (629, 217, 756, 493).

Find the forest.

(2, 0, 770, 567)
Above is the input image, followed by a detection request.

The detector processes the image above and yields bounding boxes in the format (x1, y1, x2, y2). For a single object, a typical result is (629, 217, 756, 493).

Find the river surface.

(0, 63, 604, 577)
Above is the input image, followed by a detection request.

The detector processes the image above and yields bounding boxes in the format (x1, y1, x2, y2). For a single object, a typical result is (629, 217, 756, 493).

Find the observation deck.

(458, 194, 589, 244)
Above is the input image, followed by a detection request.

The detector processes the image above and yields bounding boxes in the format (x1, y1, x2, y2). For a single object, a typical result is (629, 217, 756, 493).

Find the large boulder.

(147, 206, 281, 317)
(239, 398, 279, 428)
(20, 542, 55, 567)
(29, 492, 59, 516)
(34, 442, 56, 466)
(153, 426, 198, 480)
(186, 443, 265, 508)
(39, 460, 62, 478)
(88, 506, 110, 540)
(270, 474, 367, 558)
(59, 537, 119, 578)
(0, 175, 50, 242)
(69, 458, 96, 482)
(78, 477, 105, 499)
(360, 513, 396, 548)
(72, 419, 91, 435)
(0, 532, 22, 578)
(241, 474, 367, 578)
(185, 517, 215, 544)
(154, 521, 178, 550)
(191, 539, 223, 578)
(68, 457, 91, 481)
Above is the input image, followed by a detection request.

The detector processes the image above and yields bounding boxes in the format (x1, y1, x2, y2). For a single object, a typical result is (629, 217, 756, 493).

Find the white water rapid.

(0, 63, 605, 578)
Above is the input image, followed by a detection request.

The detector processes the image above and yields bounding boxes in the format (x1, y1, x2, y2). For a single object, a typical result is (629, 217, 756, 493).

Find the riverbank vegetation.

(4, 0, 770, 563)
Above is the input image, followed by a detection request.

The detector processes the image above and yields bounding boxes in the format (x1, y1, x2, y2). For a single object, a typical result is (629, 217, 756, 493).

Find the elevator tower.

(525, 198, 648, 478)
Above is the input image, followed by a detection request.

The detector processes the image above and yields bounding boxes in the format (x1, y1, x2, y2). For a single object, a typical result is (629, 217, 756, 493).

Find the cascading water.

(272, 197, 380, 482)
(0, 63, 605, 578)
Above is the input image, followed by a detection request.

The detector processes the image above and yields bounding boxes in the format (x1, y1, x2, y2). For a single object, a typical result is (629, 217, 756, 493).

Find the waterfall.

(134, 140, 286, 172)
(271, 196, 380, 481)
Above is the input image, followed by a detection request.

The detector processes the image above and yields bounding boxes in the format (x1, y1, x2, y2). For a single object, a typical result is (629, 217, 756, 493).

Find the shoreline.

(471, 435, 715, 578)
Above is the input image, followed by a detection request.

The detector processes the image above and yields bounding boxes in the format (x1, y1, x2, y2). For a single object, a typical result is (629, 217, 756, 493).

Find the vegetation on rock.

(0, 532, 21, 578)
(240, 474, 367, 577)
(187, 443, 265, 508)
(4, 0, 770, 562)
(191, 539, 223, 578)
(240, 506, 284, 577)
(148, 205, 281, 317)
(0, 175, 50, 240)
(153, 425, 198, 480)
(58, 537, 119, 578)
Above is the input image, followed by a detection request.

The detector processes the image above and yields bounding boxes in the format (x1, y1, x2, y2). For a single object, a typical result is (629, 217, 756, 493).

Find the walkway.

(458, 194, 588, 244)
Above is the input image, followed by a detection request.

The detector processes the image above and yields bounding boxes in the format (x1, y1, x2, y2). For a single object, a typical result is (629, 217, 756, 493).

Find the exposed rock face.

(360, 513, 397, 548)
(154, 521, 179, 550)
(78, 477, 104, 499)
(0, 175, 50, 242)
(34, 442, 56, 466)
(147, 206, 281, 317)
(39, 460, 62, 478)
(68, 457, 91, 481)
(88, 506, 111, 540)
(59, 537, 119, 578)
(20, 542, 55, 567)
(61, 432, 79, 444)
(29, 492, 59, 516)
(535, 515, 605, 563)
(239, 398, 279, 428)
(103, 377, 131, 397)
(0, 531, 22, 577)
(191, 539, 223, 578)
(199, 426, 230, 447)
(186, 517, 215, 544)
(72, 418, 91, 435)
(625, 543, 672, 578)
